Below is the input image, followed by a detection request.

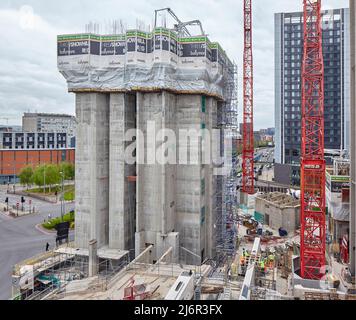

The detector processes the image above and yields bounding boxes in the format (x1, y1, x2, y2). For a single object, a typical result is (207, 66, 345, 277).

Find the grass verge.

(42, 211, 75, 230)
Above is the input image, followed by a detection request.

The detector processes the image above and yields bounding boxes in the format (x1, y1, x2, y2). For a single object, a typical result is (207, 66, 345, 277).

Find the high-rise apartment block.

(275, 8, 350, 184)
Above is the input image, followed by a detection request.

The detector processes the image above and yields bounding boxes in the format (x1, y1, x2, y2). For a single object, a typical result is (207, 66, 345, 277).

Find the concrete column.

(135, 91, 178, 262)
(88, 239, 98, 277)
(176, 95, 203, 265)
(74, 93, 110, 249)
(350, 0, 356, 277)
(109, 93, 136, 252)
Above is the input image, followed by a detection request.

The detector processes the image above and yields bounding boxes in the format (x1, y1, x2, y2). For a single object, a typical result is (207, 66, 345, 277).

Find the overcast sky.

(0, 0, 349, 129)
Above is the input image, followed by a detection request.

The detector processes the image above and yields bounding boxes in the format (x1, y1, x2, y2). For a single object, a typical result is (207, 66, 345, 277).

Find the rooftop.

(256, 192, 300, 208)
(23, 113, 75, 118)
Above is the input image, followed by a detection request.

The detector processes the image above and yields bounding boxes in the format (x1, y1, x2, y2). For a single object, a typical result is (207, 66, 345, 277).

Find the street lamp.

(60, 171, 64, 220)
(6, 163, 10, 192)
(12, 162, 16, 193)
(43, 165, 46, 194)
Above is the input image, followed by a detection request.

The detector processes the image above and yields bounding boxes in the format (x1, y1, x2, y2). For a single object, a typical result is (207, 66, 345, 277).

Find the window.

(201, 96, 206, 113)
(201, 179, 205, 195)
(201, 206, 206, 224)
(175, 282, 183, 292)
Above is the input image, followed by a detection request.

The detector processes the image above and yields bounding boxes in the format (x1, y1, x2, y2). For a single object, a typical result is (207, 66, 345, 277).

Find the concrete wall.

(109, 93, 136, 251)
(255, 197, 300, 233)
(75, 93, 110, 249)
(22, 116, 37, 132)
(350, 0, 356, 276)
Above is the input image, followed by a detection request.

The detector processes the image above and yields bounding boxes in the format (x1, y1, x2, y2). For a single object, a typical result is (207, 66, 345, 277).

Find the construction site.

(9, 0, 356, 301)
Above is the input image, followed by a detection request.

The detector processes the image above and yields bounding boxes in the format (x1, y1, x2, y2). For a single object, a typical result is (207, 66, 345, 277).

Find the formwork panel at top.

(57, 29, 235, 100)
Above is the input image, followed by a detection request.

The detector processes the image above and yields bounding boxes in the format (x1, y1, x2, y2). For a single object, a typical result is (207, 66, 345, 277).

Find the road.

(0, 186, 74, 300)
(236, 147, 275, 186)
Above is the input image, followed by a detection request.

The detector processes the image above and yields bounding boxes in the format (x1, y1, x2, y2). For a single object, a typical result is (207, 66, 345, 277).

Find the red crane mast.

(300, 0, 326, 279)
(242, 0, 254, 195)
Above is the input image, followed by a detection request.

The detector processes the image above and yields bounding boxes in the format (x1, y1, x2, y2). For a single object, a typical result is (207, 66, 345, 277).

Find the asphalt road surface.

(0, 187, 74, 300)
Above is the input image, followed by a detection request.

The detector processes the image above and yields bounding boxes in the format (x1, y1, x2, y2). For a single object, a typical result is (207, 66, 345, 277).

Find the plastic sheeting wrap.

(57, 30, 234, 99)
(333, 203, 350, 222)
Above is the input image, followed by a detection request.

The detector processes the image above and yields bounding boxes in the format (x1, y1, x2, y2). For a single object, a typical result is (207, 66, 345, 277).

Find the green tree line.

(19, 163, 75, 191)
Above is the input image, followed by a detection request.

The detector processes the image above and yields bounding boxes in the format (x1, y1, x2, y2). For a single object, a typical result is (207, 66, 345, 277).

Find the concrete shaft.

(109, 93, 136, 251)
(135, 92, 179, 262)
(88, 239, 98, 277)
(75, 93, 109, 249)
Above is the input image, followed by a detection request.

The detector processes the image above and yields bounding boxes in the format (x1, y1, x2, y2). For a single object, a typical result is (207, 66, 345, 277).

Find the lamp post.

(60, 171, 64, 220)
(12, 162, 16, 193)
(6, 163, 10, 193)
(43, 165, 46, 194)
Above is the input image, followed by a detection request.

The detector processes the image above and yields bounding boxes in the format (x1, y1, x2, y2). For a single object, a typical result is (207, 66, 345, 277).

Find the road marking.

(0, 211, 13, 220)
(35, 224, 56, 235)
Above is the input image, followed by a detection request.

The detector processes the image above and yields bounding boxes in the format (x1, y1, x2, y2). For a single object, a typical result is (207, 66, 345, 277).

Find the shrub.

(42, 211, 75, 230)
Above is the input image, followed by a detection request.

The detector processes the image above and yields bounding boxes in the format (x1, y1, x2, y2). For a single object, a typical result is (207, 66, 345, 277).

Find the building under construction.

(57, 8, 238, 266)
(10, 0, 356, 301)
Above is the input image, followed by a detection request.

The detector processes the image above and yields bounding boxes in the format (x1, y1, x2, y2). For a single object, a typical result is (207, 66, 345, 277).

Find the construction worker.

(239, 256, 245, 275)
(269, 254, 275, 268)
(260, 259, 265, 275)
(240, 255, 245, 267)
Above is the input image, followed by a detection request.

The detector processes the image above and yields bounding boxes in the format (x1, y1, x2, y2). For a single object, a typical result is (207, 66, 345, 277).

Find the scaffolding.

(213, 60, 238, 270)
(12, 243, 129, 300)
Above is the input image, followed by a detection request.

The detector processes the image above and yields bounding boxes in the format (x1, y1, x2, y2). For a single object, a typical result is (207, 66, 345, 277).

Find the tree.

(32, 165, 46, 188)
(32, 164, 60, 193)
(19, 166, 34, 189)
(45, 164, 61, 192)
(60, 162, 75, 180)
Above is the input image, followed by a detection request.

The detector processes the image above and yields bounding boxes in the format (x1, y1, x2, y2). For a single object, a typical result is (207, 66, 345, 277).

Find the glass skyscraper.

(275, 8, 350, 184)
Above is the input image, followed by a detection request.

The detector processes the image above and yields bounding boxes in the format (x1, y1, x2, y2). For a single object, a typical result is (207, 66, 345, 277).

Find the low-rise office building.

(0, 132, 68, 149)
(254, 192, 300, 234)
(0, 148, 75, 184)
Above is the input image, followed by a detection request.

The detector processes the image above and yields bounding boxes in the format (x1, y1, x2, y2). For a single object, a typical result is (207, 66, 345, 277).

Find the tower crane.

(300, 0, 326, 279)
(242, 0, 255, 195)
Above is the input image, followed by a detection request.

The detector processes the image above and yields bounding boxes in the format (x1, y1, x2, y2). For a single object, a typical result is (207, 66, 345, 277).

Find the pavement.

(0, 186, 74, 300)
